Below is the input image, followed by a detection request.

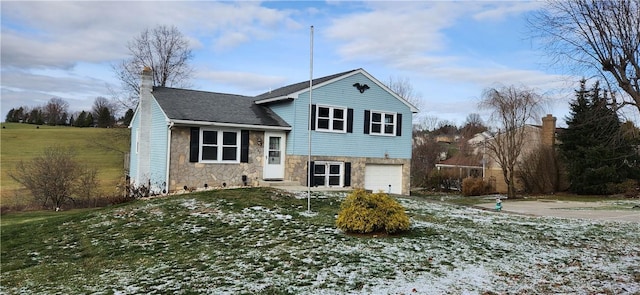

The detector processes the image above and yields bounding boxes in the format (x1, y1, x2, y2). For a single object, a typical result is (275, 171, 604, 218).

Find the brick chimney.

(541, 114, 556, 147)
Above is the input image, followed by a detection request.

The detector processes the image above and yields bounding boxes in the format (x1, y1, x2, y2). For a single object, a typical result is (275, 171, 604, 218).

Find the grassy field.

(1, 188, 638, 294)
(0, 122, 130, 204)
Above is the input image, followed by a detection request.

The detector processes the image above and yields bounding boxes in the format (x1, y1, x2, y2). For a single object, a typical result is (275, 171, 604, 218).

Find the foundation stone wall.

(168, 127, 264, 192)
(285, 155, 411, 195)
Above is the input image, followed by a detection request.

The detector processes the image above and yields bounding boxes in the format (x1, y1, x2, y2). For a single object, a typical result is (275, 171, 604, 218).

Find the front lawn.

(1, 187, 639, 294)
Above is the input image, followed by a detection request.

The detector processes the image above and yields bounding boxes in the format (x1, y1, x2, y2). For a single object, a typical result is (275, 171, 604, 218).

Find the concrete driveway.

(476, 200, 640, 222)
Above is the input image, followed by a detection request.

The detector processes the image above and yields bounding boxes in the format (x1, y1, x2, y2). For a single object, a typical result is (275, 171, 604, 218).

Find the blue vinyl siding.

(128, 96, 169, 192)
(270, 72, 413, 159)
(148, 98, 168, 189)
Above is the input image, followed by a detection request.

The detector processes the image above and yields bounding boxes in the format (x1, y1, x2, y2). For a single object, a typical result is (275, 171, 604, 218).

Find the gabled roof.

(253, 68, 419, 113)
(152, 87, 290, 129)
(254, 69, 359, 102)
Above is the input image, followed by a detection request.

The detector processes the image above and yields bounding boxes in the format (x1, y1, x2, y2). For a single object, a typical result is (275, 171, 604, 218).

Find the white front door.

(263, 132, 285, 180)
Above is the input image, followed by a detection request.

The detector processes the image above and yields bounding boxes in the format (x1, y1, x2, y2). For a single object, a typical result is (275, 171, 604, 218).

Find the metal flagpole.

(307, 25, 314, 213)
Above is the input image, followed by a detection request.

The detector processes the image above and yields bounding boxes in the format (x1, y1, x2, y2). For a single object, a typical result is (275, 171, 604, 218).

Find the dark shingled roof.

(152, 87, 290, 127)
(254, 69, 359, 101)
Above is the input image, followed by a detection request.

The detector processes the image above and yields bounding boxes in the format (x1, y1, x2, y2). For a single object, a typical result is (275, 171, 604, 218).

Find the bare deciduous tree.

(517, 145, 565, 194)
(420, 115, 440, 132)
(480, 86, 543, 198)
(411, 135, 444, 188)
(386, 76, 423, 112)
(92, 96, 117, 128)
(530, 0, 640, 114)
(460, 113, 487, 139)
(86, 127, 131, 156)
(10, 147, 98, 210)
(43, 98, 69, 125)
(113, 25, 194, 108)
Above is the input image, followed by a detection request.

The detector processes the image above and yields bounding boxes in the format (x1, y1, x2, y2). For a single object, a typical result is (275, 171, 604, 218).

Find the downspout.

(165, 121, 174, 194)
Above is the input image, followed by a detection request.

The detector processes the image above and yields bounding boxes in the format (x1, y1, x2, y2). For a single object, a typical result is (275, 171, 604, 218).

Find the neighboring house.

(128, 68, 418, 195)
(436, 114, 559, 193)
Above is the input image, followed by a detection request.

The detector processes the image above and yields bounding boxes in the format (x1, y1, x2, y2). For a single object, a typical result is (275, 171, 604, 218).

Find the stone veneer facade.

(168, 127, 265, 191)
(285, 155, 411, 195)
(168, 126, 411, 195)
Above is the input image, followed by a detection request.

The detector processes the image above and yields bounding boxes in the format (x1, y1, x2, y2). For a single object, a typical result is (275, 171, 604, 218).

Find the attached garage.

(364, 164, 403, 194)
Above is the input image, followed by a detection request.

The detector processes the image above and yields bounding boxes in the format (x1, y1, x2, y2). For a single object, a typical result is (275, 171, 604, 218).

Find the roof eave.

(254, 96, 294, 105)
(170, 119, 291, 131)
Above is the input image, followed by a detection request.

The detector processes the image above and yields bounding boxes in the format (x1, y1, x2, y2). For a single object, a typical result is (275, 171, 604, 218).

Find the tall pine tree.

(559, 79, 639, 195)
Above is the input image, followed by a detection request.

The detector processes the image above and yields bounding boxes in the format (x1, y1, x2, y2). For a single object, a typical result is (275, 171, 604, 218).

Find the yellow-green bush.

(335, 189, 410, 234)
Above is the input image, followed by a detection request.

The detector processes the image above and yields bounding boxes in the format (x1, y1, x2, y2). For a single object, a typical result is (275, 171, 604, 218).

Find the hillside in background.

(0, 123, 130, 205)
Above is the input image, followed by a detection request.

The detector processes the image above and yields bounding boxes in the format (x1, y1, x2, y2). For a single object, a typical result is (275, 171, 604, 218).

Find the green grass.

(0, 188, 347, 293)
(0, 122, 130, 203)
(2, 187, 638, 294)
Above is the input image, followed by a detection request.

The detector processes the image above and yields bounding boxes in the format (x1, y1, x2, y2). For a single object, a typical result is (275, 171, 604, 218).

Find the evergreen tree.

(59, 112, 69, 126)
(12, 107, 26, 122)
(559, 79, 639, 194)
(75, 111, 87, 127)
(85, 112, 94, 127)
(95, 106, 114, 128)
(28, 108, 44, 125)
(121, 108, 134, 126)
(6, 109, 15, 122)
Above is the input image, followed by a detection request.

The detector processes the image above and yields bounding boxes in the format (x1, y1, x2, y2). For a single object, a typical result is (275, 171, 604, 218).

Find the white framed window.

(200, 129, 240, 163)
(316, 105, 346, 133)
(370, 111, 396, 136)
(313, 161, 343, 187)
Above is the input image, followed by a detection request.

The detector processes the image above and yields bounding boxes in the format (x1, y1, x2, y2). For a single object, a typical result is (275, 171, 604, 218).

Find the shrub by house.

(336, 189, 410, 234)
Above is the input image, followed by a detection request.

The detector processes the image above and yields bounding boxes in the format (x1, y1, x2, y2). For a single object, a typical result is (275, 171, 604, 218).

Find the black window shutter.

(396, 113, 403, 137)
(364, 110, 370, 134)
(308, 161, 315, 186)
(347, 108, 354, 133)
(310, 104, 317, 130)
(344, 162, 351, 186)
(189, 127, 200, 162)
(240, 130, 249, 163)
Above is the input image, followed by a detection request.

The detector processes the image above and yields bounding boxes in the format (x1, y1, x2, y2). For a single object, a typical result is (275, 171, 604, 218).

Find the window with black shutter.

(191, 128, 242, 163)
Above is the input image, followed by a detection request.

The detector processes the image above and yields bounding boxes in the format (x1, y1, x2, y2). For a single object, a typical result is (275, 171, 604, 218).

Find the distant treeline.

(5, 97, 134, 127)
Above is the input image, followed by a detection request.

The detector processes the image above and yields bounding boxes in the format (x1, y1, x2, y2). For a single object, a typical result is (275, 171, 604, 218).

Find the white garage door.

(365, 164, 403, 194)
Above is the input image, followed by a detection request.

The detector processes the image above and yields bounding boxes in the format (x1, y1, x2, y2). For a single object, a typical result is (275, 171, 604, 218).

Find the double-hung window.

(370, 111, 396, 136)
(316, 105, 346, 132)
(313, 162, 343, 187)
(200, 129, 239, 162)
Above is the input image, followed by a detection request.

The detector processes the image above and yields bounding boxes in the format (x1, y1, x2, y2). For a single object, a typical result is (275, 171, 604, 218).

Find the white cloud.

(1, 1, 299, 69)
(429, 66, 574, 90)
(196, 70, 288, 94)
(0, 1, 301, 117)
(0, 70, 111, 114)
(326, 2, 467, 63)
(472, 2, 543, 21)
(322, 0, 573, 121)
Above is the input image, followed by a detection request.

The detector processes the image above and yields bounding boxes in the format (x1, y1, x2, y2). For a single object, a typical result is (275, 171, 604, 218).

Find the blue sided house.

(128, 67, 418, 195)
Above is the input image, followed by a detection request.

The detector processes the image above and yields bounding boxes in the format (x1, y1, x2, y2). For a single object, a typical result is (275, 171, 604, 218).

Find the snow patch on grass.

(3, 192, 639, 294)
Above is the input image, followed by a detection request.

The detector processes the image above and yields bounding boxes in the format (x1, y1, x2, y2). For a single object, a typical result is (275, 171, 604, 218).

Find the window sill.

(315, 129, 347, 134)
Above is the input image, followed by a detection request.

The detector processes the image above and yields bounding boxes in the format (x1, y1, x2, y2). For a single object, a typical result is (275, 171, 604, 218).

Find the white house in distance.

(128, 68, 418, 195)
